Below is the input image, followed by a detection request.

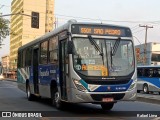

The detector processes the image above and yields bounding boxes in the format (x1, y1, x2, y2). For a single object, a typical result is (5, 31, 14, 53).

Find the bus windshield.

(72, 37, 135, 77)
(0, 66, 2, 74)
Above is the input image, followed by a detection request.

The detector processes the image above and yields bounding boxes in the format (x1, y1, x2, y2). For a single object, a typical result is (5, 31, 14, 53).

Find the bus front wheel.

(143, 84, 149, 94)
(52, 88, 63, 109)
(26, 85, 34, 101)
(101, 103, 114, 111)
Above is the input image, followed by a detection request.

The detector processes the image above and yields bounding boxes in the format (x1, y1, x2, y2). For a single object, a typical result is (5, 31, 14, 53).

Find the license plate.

(102, 98, 114, 102)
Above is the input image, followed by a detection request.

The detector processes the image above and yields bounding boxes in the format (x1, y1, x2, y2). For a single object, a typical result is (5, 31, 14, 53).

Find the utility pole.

(139, 25, 153, 65)
(54, 17, 57, 29)
(54, 17, 58, 29)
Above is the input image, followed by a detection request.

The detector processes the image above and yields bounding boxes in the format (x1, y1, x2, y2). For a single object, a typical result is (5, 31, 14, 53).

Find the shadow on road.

(33, 97, 137, 117)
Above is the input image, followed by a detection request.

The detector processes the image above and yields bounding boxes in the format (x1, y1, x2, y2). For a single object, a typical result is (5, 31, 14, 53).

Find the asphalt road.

(0, 80, 160, 120)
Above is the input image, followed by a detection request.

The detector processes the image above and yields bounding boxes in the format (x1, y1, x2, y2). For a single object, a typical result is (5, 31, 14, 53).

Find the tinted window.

(40, 41, 48, 64)
(22, 50, 26, 67)
(137, 68, 143, 77)
(18, 51, 22, 68)
(144, 68, 153, 77)
(151, 54, 160, 62)
(152, 68, 160, 77)
(26, 47, 32, 66)
(139, 67, 160, 78)
(49, 36, 58, 63)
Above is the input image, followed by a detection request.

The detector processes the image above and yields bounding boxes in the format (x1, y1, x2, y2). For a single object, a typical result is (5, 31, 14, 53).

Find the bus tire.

(143, 84, 149, 94)
(101, 103, 114, 111)
(26, 84, 34, 101)
(52, 88, 63, 109)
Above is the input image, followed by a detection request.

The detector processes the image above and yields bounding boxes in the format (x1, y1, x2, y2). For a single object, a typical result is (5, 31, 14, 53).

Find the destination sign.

(71, 24, 132, 37)
(80, 27, 121, 35)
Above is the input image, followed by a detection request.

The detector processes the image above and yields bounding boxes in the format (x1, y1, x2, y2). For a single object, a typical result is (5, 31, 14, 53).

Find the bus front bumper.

(68, 87, 137, 103)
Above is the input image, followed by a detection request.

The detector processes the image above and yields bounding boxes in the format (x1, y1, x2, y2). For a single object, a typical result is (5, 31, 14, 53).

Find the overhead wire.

(1, 4, 160, 24)
(1, 3, 159, 46)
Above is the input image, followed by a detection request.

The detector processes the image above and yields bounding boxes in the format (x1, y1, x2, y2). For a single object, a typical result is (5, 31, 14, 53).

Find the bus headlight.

(128, 82, 136, 91)
(73, 79, 87, 92)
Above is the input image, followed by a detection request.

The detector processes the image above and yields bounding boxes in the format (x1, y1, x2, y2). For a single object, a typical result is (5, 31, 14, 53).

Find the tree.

(0, 17, 10, 42)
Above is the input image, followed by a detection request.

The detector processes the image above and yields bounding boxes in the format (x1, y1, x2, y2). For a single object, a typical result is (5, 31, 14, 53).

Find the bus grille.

(85, 79, 130, 85)
(90, 93, 125, 101)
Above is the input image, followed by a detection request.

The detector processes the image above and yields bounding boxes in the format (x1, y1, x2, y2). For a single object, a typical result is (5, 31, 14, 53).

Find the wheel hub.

(55, 92, 59, 103)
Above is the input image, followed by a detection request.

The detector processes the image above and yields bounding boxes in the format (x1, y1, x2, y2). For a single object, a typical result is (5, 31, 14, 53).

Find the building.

(135, 42, 160, 65)
(1, 55, 10, 78)
(10, 0, 55, 71)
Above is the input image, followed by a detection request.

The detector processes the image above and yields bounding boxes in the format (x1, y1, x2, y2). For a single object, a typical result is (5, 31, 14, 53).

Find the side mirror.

(67, 41, 73, 54)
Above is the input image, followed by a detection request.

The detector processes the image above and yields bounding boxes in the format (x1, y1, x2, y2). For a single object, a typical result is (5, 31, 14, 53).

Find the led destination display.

(71, 24, 132, 37)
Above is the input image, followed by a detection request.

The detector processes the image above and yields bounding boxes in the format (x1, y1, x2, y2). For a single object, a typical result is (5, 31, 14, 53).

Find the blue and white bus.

(137, 65, 160, 94)
(0, 65, 4, 80)
(17, 20, 137, 110)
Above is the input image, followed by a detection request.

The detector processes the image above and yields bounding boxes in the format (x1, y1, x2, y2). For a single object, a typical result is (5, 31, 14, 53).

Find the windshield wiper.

(88, 35, 103, 56)
(111, 37, 121, 56)
(110, 37, 121, 67)
(88, 35, 104, 65)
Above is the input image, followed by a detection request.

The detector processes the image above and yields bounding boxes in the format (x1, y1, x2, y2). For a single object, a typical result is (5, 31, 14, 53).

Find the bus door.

(33, 48, 39, 94)
(59, 40, 68, 100)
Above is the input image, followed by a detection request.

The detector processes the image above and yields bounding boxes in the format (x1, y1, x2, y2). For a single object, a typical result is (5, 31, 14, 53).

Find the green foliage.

(0, 17, 10, 40)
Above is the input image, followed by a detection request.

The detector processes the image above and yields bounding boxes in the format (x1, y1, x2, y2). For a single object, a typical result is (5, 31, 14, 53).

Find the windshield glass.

(0, 66, 2, 74)
(151, 53, 160, 62)
(72, 37, 135, 77)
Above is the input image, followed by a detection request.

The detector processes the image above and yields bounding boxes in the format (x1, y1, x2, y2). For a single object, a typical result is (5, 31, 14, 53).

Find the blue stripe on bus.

(27, 64, 58, 85)
(138, 77, 160, 88)
(80, 79, 133, 92)
(79, 79, 89, 91)
(38, 64, 58, 85)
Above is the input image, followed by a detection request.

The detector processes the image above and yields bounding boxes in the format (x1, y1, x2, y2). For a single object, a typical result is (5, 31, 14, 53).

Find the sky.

(0, 0, 160, 60)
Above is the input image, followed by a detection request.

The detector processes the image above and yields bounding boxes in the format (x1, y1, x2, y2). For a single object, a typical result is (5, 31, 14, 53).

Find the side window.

(40, 41, 48, 64)
(137, 68, 143, 77)
(153, 69, 160, 77)
(144, 68, 153, 77)
(22, 50, 26, 67)
(49, 36, 58, 63)
(158, 69, 160, 77)
(25, 47, 32, 66)
(18, 51, 22, 68)
(149, 69, 153, 77)
(151, 54, 160, 62)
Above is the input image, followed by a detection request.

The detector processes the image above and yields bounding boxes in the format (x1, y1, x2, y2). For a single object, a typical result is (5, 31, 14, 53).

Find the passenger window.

(40, 41, 48, 64)
(22, 50, 26, 67)
(144, 68, 153, 77)
(137, 68, 143, 77)
(153, 69, 160, 77)
(49, 36, 58, 63)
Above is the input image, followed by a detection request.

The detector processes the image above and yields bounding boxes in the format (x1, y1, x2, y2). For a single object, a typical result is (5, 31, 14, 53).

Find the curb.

(2, 78, 17, 82)
(137, 94, 160, 105)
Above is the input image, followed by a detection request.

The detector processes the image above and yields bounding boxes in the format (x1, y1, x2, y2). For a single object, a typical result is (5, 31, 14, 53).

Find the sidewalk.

(137, 93, 160, 104)
(2, 78, 17, 82)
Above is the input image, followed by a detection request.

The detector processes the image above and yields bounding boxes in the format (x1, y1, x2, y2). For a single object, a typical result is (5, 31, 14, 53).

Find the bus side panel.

(38, 64, 58, 98)
(17, 67, 31, 92)
(27, 66, 34, 94)
(137, 78, 145, 91)
(137, 77, 160, 92)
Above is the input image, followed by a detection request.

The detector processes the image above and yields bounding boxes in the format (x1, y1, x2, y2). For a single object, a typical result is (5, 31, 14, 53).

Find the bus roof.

(18, 20, 131, 51)
(137, 65, 160, 68)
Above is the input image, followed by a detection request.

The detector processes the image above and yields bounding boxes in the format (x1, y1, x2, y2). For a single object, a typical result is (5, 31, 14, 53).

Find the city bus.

(0, 66, 4, 80)
(137, 65, 160, 94)
(17, 20, 137, 110)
